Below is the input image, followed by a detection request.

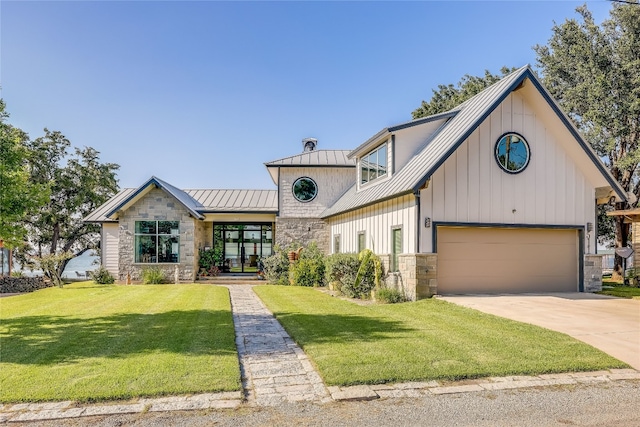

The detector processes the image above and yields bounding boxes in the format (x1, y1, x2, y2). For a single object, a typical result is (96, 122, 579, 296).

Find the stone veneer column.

(584, 254, 604, 292)
(274, 217, 329, 253)
(385, 253, 438, 301)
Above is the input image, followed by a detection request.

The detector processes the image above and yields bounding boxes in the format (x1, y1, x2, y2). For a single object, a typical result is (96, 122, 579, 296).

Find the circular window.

(292, 177, 318, 202)
(495, 132, 530, 173)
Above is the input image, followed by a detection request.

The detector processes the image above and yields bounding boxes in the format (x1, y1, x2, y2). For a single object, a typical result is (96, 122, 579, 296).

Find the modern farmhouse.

(85, 65, 625, 298)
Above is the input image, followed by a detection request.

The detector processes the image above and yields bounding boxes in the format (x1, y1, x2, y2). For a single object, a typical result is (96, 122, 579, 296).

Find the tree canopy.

(535, 1, 640, 274)
(412, 67, 518, 119)
(1, 100, 120, 281)
(0, 100, 48, 248)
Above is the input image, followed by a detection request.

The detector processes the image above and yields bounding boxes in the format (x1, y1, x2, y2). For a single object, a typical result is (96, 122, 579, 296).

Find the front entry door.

(222, 225, 265, 273)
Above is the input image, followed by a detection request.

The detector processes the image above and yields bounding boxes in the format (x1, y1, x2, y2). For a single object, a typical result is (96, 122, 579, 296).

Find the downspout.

(414, 191, 420, 253)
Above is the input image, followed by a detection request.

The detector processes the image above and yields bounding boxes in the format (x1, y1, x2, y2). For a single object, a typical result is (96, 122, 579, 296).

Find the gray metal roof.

(185, 189, 277, 212)
(85, 180, 278, 223)
(84, 188, 136, 223)
(265, 150, 354, 167)
(323, 65, 627, 218)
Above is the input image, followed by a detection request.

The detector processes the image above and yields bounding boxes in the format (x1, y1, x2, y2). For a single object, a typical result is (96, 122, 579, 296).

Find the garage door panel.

(437, 227, 578, 294)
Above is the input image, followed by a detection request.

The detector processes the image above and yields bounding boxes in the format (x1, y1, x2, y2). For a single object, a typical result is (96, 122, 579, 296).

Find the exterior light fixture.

(424, 217, 431, 228)
(587, 222, 594, 232)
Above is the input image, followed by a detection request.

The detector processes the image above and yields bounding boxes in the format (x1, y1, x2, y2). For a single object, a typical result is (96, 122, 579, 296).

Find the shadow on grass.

(268, 311, 416, 345)
(0, 310, 236, 365)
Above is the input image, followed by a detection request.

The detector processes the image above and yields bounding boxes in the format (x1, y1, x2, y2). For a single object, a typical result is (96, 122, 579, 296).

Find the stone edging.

(1, 369, 638, 423)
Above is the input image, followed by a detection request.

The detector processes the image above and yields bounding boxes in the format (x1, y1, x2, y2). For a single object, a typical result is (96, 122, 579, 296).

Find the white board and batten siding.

(420, 91, 597, 253)
(102, 223, 119, 276)
(329, 194, 417, 255)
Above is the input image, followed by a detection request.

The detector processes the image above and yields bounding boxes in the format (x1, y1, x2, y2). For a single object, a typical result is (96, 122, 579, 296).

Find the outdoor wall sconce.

(424, 217, 431, 228)
(587, 222, 594, 232)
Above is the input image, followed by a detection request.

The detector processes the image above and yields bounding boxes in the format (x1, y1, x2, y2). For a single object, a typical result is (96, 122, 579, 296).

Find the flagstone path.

(226, 284, 331, 406)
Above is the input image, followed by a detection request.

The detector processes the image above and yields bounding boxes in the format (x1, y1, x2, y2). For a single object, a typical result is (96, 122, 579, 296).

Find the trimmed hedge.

(0, 277, 51, 293)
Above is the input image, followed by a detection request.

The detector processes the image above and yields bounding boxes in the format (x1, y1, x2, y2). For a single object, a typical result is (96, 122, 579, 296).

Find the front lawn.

(0, 283, 240, 403)
(598, 285, 640, 299)
(254, 286, 627, 386)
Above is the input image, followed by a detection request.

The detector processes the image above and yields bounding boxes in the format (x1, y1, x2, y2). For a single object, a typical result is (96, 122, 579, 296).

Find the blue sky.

(1, 1, 613, 190)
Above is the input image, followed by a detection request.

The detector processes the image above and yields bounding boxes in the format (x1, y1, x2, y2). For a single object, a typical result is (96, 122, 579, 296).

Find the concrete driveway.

(439, 293, 640, 370)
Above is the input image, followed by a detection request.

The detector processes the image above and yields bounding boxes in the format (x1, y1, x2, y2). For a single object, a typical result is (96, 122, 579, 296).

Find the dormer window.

(360, 142, 388, 185)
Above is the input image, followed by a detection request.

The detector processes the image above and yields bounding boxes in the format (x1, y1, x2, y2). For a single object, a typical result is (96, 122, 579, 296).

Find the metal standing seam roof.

(187, 189, 278, 212)
(84, 185, 278, 223)
(321, 65, 626, 219)
(264, 150, 355, 167)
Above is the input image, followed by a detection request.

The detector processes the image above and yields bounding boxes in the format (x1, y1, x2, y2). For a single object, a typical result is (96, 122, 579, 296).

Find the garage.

(436, 226, 579, 294)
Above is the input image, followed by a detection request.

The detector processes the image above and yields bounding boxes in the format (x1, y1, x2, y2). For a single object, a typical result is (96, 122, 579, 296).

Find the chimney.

(302, 137, 318, 152)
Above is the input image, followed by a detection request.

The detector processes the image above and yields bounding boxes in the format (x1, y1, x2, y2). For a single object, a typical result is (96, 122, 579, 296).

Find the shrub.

(291, 257, 325, 287)
(90, 266, 115, 284)
(375, 287, 405, 304)
(262, 244, 292, 285)
(10, 271, 24, 278)
(325, 253, 360, 296)
(199, 247, 222, 272)
(142, 266, 166, 284)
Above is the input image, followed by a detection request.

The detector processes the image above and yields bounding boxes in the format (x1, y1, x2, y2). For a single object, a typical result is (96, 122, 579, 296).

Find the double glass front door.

(214, 224, 272, 273)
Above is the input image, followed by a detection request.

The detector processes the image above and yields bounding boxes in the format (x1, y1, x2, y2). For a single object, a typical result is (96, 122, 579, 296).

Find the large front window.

(360, 143, 388, 185)
(135, 221, 180, 263)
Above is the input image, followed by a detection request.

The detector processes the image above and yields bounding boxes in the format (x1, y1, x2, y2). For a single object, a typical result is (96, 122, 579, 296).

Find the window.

(391, 228, 402, 272)
(135, 221, 180, 263)
(357, 232, 366, 253)
(495, 132, 530, 174)
(292, 177, 318, 202)
(333, 234, 341, 254)
(360, 143, 388, 185)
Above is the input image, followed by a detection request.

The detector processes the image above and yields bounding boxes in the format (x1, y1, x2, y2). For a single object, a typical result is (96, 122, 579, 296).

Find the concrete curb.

(2, 370, 638, 422)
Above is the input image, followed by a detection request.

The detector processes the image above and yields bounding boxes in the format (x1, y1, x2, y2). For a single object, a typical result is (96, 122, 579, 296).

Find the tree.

(0, 100, 49, 249)
(412, 67, 518, 119)
(534, 2, 640, 278)
(19, 129, 120, 281)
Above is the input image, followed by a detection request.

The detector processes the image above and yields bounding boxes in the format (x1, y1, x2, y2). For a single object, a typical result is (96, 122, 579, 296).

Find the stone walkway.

(227, 284, 330, 406)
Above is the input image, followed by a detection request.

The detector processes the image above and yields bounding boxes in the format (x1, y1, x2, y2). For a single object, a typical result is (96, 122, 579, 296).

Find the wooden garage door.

(437, 227, 579, 294)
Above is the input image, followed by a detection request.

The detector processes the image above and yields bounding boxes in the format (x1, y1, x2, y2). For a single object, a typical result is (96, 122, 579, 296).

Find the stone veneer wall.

(275, 217, 329, 253)
(381, 253, 438, 301)
(584, 254, 604, 292)
(118, 188, 198, 282)
(0, 276, 50, 293)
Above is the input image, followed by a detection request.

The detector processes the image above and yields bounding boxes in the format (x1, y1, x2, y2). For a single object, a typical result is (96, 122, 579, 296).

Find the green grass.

(0, 283, 240, 403)
(254, 286, 627, 386)
(598, 285, 640, 299)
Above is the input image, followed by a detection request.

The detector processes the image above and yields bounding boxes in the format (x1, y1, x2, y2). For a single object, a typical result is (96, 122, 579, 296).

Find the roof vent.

(302, 137, 318, 152)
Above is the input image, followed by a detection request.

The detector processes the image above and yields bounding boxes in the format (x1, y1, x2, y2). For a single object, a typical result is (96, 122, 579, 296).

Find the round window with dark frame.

(292, 177, 318, 202)
(495, 132, 530, 173)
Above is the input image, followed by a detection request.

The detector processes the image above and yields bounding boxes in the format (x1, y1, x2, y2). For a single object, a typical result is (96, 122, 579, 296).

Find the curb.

(1, 369, 638, 422)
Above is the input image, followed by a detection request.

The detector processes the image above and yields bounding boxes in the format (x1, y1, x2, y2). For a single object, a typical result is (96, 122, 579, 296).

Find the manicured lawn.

(598, 285, 640, 299)
(0, 283, 240, 403)
(254, 286, 627, 386)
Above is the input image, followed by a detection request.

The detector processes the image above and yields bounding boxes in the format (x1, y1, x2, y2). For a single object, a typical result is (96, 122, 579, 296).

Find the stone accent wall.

(1, 276, 51, 293)
(279, 167, 354, 218)
(584, 254, 604, 292)
(381, 253, 438, 301)
(118, 188, 199, 282)
(275, 217, 329, 253)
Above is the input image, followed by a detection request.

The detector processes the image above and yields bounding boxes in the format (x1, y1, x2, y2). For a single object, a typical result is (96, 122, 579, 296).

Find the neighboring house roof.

(84, 177, 278, 223)
(322, 65, 626, 219)
(265, 150, 354, 167)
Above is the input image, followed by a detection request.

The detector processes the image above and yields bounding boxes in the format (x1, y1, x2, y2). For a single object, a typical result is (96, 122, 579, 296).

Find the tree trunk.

(612, 213, 630, 281)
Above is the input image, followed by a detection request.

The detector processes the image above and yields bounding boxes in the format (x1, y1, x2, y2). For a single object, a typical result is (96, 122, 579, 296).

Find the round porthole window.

(292, 177, 318, 202)
(495, 132, 530, 173)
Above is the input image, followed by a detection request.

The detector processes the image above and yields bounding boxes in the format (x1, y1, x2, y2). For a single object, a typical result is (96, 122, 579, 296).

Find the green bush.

(199, 247, 222, 271)
(142, 266, 167, 284)
(291, 257, 325, 287)
(262, 244, 293, 285)
(90, 266, 115, 284)
(324, 253, 360, 295)
(375, 287, 404, 304)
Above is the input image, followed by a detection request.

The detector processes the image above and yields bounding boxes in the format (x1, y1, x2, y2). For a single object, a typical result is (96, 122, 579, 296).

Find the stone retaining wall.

(0, 276, 51, 293)
(381, 253, 438, 301)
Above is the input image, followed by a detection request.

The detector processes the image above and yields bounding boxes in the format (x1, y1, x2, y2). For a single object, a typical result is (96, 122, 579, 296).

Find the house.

(85, 65, 625, 298)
